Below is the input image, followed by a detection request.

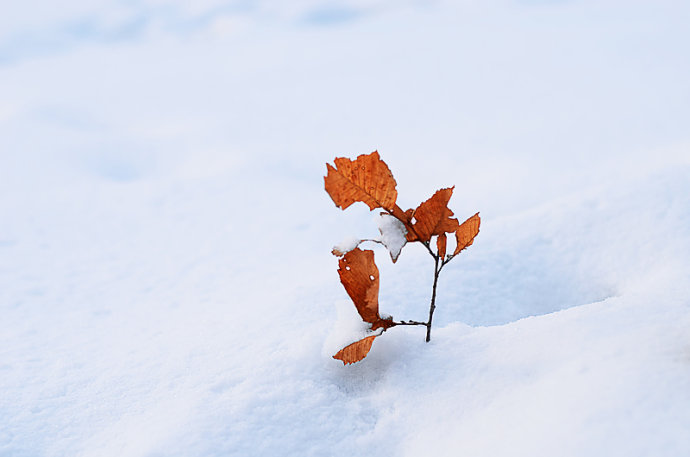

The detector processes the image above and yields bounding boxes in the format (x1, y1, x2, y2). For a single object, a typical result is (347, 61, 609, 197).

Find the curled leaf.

(324, 151, 398, 211)
(409, 187, 459, 242)
(333, 335, 377, 365)
(337, 248, 381, 323)
(454, 213, 481, 256)
(437, 232, 447, 259)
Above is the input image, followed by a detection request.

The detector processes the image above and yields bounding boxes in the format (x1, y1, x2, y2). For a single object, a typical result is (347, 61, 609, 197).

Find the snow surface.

(2, 1, 690, 456)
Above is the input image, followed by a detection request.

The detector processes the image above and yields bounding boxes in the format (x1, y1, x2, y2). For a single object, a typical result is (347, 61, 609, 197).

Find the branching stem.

(382, 207, 456, 342)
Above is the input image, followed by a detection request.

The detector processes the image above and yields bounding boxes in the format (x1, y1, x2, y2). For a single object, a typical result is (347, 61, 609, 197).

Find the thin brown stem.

(358, 238, 384, 247)
(425, 255, 441, 342)
(383, 205, 456, 342)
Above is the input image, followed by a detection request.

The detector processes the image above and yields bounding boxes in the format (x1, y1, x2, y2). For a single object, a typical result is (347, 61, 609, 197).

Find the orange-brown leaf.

(453, 213, 481, 256)
(437, 232, 447, 259)
(333, 335, 377, 365)
(324, 151, 398, 211)
(337, 248, 380, 323)
(410, 187, 459, 242)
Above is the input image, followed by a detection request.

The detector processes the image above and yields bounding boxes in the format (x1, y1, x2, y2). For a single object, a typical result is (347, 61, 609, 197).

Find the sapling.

(325, 151, 480, 364)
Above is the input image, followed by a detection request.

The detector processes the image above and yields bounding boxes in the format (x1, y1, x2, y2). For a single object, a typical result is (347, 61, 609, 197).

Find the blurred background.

(2, 0, 688, 201)
(2, 0, 688, 324)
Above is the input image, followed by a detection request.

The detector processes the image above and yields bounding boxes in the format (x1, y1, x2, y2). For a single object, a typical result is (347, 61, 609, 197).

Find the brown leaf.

(409, 187, 459, 242)
(324, 151, 398, 211)
(337, 248, 380, 323)
(437, 232, 447, 259)
(333, 335, 377, 365)
(453, 213, 481, 256)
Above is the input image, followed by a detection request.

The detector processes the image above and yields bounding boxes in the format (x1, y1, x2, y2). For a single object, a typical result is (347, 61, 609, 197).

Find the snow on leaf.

(332, 236, 362, 257)
(453, 213, 480, 256)
(409, 187, 459, 242)
(324, 151, 398, 211)
(377, 213, 407, 262)
(337, 248, 381, 323)
(332, 335, 377, 365)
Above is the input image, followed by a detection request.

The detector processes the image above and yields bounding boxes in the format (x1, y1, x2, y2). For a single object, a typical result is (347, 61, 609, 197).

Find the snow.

(331, 236, 361, 257)
(376, 213, 407, 262)
(2, 1, 690, 456)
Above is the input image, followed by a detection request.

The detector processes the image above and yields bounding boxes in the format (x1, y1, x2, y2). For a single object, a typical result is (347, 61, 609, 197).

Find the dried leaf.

(409, 187, 459, 242)
(333, 335, 377, 365)
(453, 213, 481, 256)
(337, 248, 380, 323)
(437, 232, 447, 259)
(324, 151, 398, 211)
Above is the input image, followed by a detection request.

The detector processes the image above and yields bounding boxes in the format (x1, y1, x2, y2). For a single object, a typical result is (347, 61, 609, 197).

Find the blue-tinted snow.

(1, 1, 689, 456)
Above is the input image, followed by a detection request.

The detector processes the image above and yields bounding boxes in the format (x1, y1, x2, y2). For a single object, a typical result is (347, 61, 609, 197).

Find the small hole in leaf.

(345, 266, 351, 270)
(411, 216, 417, 224)
(369, 275, 375, 280)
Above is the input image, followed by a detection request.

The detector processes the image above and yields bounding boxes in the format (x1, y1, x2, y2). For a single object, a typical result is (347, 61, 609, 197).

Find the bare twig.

(380, 208, 456, 342)
(391, 320, 428, 327)
(425, 255, 441, 342)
